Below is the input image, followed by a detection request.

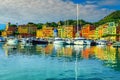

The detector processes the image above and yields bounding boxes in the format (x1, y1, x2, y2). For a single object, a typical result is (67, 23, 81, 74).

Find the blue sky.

(70, 0, 120, 10)
(0, 24, 6, 30)
(0, 0, 119, 24)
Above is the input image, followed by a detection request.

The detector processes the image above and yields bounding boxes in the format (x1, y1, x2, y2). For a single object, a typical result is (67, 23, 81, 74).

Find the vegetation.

(27, 10, 120, 28)
(0, 30, 3, 35)
(94, 10, 120, 27)
(10, 24, 17, 27)
(36, 23, 43, 29)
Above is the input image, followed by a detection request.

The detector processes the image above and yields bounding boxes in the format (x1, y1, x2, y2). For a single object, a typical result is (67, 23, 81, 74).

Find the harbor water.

(0, 43, 120, 80)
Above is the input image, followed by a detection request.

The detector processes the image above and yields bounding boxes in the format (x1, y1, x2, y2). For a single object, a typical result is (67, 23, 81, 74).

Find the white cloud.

(0, 0, 114, 24)
(98, 0, 120, 6)
(86, 0, 120, 6)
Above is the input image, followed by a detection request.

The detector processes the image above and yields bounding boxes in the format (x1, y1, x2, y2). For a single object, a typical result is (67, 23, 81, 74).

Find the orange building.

(81, 24, 95, 39)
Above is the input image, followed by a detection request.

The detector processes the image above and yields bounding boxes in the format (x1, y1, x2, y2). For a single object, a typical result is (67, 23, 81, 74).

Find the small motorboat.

(6, 36, 18, 46)
(32, 38, 48, 45)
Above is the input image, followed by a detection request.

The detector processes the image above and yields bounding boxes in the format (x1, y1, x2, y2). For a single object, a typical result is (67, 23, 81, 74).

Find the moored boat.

(65, 38, 74, 45)
(6, 36, 18, 46)
(53, 37, 66, 45)
(32, 38, 48, 45)
(96, 40, 107, 45)
(73, 37, 86, 45)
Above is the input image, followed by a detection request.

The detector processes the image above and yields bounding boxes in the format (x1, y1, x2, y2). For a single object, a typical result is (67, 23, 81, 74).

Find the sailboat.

(73, 5, 91, 45)
(73, 4, 86, 45)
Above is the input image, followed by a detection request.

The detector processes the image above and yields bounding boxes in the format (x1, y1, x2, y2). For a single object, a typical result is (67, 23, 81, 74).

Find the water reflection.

(1, 43, 120, 79)
(114, 48, 120, 71)
(2, 44, 120, 64)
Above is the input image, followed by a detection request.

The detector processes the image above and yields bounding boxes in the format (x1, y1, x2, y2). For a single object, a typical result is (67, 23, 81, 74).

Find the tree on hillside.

(37, 23, 43, 29)
(94, 10, 120, 27)
(58, 21, 64, 26)
(51, 22, 58, 27)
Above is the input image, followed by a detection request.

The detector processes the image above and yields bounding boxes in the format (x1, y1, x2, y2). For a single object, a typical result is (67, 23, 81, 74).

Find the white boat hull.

(7, 39, 18, 46)
(74, 40, 84, 45)
(54, 41, 66, 45)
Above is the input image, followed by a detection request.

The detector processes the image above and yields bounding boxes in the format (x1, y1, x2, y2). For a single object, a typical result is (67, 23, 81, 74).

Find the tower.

(5, 22, 10, 31)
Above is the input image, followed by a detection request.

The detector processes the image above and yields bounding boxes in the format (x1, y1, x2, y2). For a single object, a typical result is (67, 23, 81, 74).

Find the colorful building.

(36, 25, 54, 38)
(2, 22, 17, 37)
(95, 23, 109, 40)
(18, 24, 37, 38)
(116, 24, 120, 41)
(36, 30, 43, 38)
(63, 25, 76, 38)
(81, 24, 96, 39)
(57, 25, 77, 38)
(108, 22, 117, 41)
(42, 26, 54, 38)
(94, 22, 117, 41)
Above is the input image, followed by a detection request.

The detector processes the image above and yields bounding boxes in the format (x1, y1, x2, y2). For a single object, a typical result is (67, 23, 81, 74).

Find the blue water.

(0, 43, 120, 80)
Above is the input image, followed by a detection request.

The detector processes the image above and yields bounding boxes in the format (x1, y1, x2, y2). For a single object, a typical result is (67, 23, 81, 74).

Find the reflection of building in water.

(36, 45, 46, 54)
(81, 46, 95, 59)
(72, 45, 85, 59)
(114, 48, 120, 71)
(54, 45, 73, 57)
(55, 45, 65, 57)
(81, 46, 116, 61)
(44, 44, 53, 55)
(17, 44, 36, 55)
(36, 44, 54, 55)
(3, 44, 18, 56)
(95, 46, 116, 62)
(63, 46, 73, 57)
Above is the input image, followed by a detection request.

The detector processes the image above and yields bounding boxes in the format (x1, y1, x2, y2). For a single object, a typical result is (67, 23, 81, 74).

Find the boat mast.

(75, 4, 78, 80)
(76, 4, 79, 37)
(77, 4, 79, 33)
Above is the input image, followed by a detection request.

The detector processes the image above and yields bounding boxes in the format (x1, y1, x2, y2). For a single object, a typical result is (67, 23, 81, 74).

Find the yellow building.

(95, 24, 108, 40)
(18, 24, 37, 38)
(36, 25, 54, 38)
(18, 25, 28, 34)
(63, 25, 76, 38)
(57, 26, 63, 38)
(57, 25, 76, 38)
(36, 30, 43, 38)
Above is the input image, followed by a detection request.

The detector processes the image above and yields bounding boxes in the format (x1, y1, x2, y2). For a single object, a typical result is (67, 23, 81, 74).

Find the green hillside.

(94, 10, 120, 27)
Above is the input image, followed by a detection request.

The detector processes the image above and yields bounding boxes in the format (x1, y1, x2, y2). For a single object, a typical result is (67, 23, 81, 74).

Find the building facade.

(18, 24, 37, 38)
(2, 22, 17, 37)
(81, 24, 96, 39)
